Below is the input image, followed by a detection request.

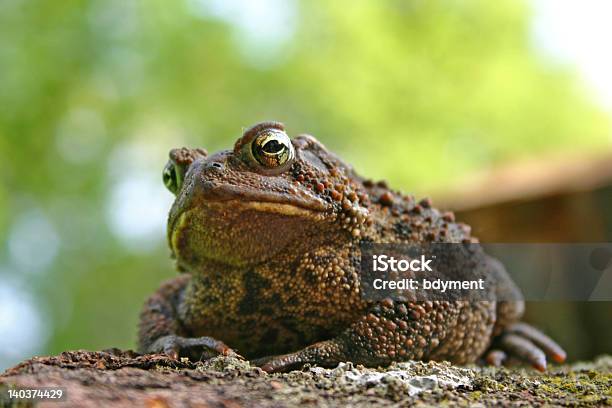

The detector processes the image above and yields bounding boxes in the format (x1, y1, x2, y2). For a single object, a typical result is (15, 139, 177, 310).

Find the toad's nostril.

(208, 162, 224, 171)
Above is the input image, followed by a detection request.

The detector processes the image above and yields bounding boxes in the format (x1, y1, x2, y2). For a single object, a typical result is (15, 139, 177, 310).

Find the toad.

(138, 121, 566, 373)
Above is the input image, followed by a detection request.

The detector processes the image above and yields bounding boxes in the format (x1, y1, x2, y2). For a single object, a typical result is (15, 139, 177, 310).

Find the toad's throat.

(167, 182, 329, 241)
(168, 199, 328, 256)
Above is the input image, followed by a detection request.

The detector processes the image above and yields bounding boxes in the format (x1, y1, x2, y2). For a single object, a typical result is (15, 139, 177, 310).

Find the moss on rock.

(1, 351, 610, 407)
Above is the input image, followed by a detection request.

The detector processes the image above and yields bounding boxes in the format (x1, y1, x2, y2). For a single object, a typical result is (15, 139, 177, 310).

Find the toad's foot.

(149, 335, 242, 361)
(252, 340, 347, 373)
(485, 322, 566, 371)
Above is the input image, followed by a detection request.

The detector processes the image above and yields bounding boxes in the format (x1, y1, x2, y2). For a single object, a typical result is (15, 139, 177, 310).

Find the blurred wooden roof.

(434, 150, 612, 211)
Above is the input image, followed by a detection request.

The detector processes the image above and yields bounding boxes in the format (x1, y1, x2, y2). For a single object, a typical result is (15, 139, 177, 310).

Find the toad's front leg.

(138, 275, 237, 360)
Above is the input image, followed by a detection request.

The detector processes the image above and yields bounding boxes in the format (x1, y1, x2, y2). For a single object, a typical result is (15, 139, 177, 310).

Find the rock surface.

(1, 350, 610, 407)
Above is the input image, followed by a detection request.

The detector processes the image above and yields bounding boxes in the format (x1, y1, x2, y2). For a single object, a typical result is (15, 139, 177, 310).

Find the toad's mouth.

(199, 183, 329, 212)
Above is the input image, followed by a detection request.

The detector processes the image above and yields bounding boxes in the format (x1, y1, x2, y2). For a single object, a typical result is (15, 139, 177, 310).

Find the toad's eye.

(163, 161, 182, 194)
(251, 130, 295, 169)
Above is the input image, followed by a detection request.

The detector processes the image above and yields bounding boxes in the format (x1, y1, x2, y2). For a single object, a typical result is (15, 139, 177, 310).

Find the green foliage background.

(0, 0, 610, 369)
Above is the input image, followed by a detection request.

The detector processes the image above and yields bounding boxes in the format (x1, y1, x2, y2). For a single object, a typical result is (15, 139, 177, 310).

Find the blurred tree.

(0, 0, 609, 368)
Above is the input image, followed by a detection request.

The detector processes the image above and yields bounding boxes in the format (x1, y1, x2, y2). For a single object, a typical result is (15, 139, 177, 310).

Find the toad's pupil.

(164, 166, 175, 184)
(262, 140, 284, 154)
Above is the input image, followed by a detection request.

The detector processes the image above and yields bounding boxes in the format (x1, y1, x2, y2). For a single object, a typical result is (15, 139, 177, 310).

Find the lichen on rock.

(1, 351, 610, 407)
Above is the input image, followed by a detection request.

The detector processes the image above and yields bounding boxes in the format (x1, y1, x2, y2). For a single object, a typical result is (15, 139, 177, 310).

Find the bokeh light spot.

(8, 210, 60, 275)
(0, 277, 48, 370)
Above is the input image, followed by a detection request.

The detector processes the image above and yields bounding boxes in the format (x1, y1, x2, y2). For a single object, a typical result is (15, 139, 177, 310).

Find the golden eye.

(251, 129, 295, 169)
